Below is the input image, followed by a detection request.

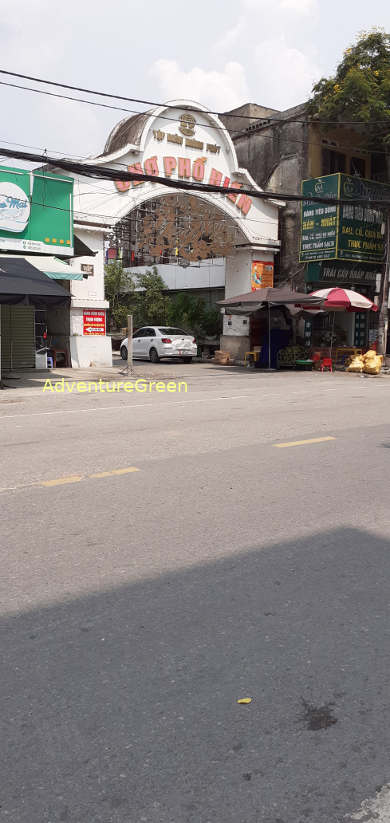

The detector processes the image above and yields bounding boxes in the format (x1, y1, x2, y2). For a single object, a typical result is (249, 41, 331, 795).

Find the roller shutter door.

(0, 306, 11, 371)
(0, 305, 35, 370)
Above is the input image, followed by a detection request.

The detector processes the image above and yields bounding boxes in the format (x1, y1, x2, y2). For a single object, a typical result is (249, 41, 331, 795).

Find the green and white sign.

(0, 165, 73, 255)
(300, 175, 339, 262)
(300, 174, 387, 264)
(305, 260, 379, 285)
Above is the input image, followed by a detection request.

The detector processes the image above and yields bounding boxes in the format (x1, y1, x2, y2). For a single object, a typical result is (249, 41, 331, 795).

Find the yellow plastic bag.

(363, 349, 377, 364)
(363, 355, 383, 375)
(347, 356, 364, 373)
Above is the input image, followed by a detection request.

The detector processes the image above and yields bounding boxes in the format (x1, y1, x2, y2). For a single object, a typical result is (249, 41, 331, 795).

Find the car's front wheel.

(149, 347, 160, 363)
(120, 346, 128, 361)
(182, 357, 193, 363)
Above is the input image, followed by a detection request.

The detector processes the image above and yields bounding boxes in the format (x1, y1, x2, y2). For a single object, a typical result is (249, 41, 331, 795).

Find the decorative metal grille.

(109, 194, 240, 266)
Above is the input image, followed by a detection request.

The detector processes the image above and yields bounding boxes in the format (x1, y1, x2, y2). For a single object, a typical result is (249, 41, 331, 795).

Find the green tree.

(167, 293, 205, 335)
(201, 305, 222, 337)
(309, 30, 390, 154)
(104, 261, 134, 330)
(106, 262, 222, 338)
(167, 292, 221, 338)
(308, 29, 390, 353)
(132, 267, 170, 326)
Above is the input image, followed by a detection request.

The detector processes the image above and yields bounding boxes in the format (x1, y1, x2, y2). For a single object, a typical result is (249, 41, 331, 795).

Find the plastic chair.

(244, 350, 260, 366)
(321, 357, 333, 372)
(311, 352, 322, 370)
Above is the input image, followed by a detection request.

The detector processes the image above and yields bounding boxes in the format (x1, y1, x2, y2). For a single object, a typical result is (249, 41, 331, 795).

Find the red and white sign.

(115, 155, 252, 216)
(83, 309, 106, 336)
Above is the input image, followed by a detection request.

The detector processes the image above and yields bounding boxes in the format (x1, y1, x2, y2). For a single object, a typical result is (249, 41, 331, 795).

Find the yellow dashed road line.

(89, 467, 140, 479)
(40, 475, 84, 487)
(0, 467, 140, 494)
(273, 436, 336, 449)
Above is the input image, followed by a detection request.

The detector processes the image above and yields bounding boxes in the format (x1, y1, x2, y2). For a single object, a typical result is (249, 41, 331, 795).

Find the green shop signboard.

(305, 260, 379, 285)
(0, 165, 73, 255)
(300, 174, 339, 262)
(300, 173, 387, 264)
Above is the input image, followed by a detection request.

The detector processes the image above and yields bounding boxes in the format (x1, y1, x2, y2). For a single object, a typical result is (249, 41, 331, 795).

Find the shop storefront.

(300, 173, 387, 352)
(0, 257, 71, 376)
(305, 261, 380, 349)
(1, 305, 35, 370)
(0, 165, 111, 373)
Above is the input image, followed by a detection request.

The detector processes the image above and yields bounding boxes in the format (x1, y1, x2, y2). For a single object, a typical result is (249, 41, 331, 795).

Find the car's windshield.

(158, 328, 189, 336)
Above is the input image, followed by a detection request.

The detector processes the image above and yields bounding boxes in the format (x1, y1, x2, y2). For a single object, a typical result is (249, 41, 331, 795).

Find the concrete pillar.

(220, 247, 274, 361)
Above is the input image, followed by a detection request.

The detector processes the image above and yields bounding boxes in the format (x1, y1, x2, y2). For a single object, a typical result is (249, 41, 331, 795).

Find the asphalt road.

(1, 364, 390, 823)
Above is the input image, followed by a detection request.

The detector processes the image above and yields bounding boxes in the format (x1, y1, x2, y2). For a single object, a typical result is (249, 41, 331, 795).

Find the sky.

(0, 0, 389, 161)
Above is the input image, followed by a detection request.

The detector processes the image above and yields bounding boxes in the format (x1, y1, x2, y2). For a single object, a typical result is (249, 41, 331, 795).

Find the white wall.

(225, 250, 251, 298)
(124, 258, 225, 291)
(221, 247, 274, 359)
(69, 334, 112, 368)
(69, 228, 111, 368)
(70, 307, 112, 367)
(225, 248, 274, 298)
(223, 314, 249, 336)
(70, 229, 106, 302)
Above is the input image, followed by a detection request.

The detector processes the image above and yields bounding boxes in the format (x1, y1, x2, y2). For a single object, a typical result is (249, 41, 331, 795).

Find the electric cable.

(1, 68, 389, 126)
(0, 79, 389, 156)
(0, 144, 386, 208)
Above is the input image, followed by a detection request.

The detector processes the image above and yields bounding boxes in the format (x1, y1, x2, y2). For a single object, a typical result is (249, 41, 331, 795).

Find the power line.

(0, 159, 295, 238)
(23, 194, 283, 233)
(0, 144, 389, 209)
(0, 135, 91, 160)
(1, 68, 389, 127)
(0, 80, 254, 137)
(1, 83, 389, 157)
(0, 143, 335, 229)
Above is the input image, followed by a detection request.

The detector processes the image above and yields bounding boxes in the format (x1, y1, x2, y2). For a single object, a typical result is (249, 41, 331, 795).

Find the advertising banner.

(337, 175, 386, 263)
(0, 165, 73, 255)
(305, 261, 379, 285)
(300, 175, 339, 262)
(300, 174, 388, 264)
(83, 310, 106, 336)
(251, 260, 274, 290)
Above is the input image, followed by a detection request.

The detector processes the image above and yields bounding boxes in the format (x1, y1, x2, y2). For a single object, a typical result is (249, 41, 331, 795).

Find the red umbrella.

(308, 287, 378, 312)
(305, 287, 378, 362)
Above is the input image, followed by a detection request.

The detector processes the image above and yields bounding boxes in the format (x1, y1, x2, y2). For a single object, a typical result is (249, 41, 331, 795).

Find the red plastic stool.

(321, 357, 333, 372)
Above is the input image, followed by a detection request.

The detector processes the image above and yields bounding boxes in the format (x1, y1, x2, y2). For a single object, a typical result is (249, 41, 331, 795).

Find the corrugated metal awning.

(2, 255, 84, 280)
(26, 256, 84, 280)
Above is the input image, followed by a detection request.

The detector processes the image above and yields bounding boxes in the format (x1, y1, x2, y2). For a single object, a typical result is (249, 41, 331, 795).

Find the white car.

(120, 326, 197, 363)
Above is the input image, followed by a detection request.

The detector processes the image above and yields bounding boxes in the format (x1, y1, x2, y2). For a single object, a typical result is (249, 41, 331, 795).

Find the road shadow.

(2, 527, 390, 823)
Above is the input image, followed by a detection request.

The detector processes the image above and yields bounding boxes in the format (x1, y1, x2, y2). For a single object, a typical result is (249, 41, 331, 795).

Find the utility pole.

(127, 314, 133, 376)
(377, 210, 390, 357)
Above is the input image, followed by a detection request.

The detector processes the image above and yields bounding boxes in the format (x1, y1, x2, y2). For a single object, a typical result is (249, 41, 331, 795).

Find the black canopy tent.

(0, 257, 71, 306)
(218, 288, 324, 369)
(218, 287, 324, 313)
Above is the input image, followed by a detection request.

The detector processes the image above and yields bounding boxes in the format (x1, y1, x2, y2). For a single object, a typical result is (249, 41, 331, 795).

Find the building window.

(322, 148, 346, 175)
(371, 152, 388, 182)
(350, 157, 366, 177)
